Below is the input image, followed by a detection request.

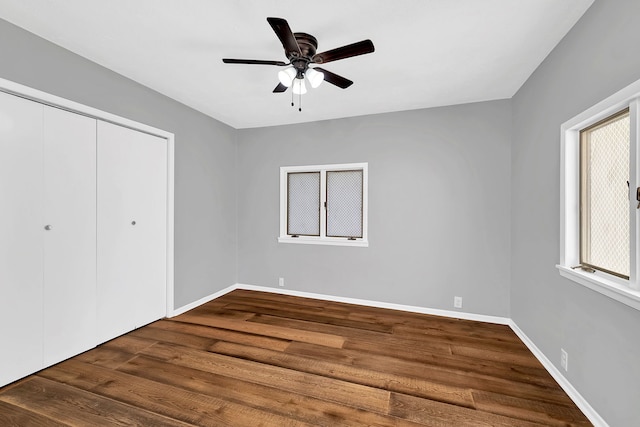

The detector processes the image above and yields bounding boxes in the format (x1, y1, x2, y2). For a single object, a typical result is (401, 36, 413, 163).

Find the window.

(279, 163, 368, 246)
(579, 109, 630, 278)
(559, 80, 640, 311)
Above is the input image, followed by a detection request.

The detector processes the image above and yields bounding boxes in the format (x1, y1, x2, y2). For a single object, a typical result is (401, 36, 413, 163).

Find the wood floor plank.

(218, 292, 401, 333)
(389, 392, 545, 427)
(139, 341, 392, 414)
(347, 306, 510, 330)
(392, 324, 530, 353)
(395, 321, 525, 344)
(127, 323, 219, 350)
(222, 302, 395, 333)
(209, 340, 476, 408)
(450, 343, 545, 368)
(172, 312, 345, 348)
(343, 337, 553, 387)
(186, 305, 257, 321)
(286, 341, 556, 389)
(0, 376, 191, 426)
(148, 318, 291, 351)
(0, 400, 70, 427)
(101, 334, 158, 353)
(73, 346, 139, 370)
(73, 334, 157, 370)
(472, 390, 592, 426)
(39, 359, 315, 427)
(222, 290, 356, 316)
(250, 312, 454, 355)
(353, 308, 517, 337)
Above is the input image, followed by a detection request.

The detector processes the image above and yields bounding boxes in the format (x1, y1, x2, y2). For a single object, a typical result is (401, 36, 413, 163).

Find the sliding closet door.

(97, 121, 167, 343)
(0, 91, 44, 386)
(42, 107, 97, 366)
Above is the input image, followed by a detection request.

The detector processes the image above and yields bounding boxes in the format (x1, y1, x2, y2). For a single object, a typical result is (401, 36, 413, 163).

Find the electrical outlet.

(454, 296, 463, 309)
(561, 348, 568, 371)
(278, 277, 285, 287)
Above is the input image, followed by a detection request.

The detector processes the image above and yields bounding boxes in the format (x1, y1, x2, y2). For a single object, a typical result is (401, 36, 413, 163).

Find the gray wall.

(237, 101, 512, 317)
(0, 18, 238, 308)
(511, 0, 640, 425)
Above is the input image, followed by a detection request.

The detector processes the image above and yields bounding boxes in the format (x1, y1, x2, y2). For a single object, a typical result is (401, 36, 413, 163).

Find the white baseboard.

(172, 283, 607, 427)
(508, 320, 608, 427)
(169, 285, 237, 317)
(234, 283, 510, 325)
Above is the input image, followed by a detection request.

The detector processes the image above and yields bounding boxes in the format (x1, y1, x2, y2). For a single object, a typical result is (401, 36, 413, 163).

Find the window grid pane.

(287, 172, 320, 236)
(326, 170, 363, 238)
(580, 109, 630, 278)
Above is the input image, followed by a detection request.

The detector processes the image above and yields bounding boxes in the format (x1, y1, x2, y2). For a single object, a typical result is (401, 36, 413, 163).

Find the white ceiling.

(0, 0, 593, 129)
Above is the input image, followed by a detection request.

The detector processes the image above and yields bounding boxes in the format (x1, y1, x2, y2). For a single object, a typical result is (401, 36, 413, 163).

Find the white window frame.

(279, 162, 368, 247)
(559, 79, 640, 311)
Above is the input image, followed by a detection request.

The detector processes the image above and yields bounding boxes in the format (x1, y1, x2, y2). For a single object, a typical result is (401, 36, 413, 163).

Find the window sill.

(278, 236, 369, 247)
(556, 265, 640, 311)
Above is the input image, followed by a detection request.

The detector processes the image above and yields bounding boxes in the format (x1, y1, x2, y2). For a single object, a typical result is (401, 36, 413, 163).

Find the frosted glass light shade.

(306, 68, 324, 88)
(277, 67, 297, 87)
(292, 78, 307, 95)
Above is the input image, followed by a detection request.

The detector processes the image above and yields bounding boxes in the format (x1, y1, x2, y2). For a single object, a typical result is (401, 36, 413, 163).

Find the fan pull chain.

(289, 84, 302, 112)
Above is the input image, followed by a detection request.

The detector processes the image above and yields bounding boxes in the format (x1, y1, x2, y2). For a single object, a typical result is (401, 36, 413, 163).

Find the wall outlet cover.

(278, 277, 284, 287)
(454, 296, 463, 308)
(561, 348, 568, 371)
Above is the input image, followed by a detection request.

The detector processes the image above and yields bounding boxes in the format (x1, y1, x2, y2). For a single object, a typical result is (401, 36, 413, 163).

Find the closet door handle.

(44, 224, 52, 231)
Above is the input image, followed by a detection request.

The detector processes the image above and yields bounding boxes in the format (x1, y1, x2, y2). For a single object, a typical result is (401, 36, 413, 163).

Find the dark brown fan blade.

(312, 39, 374, 64)
(314, 67, 353, 89)
(273, 83, 288, 93)
(223, 58, 287, 66)
(267, 17, 301, 57)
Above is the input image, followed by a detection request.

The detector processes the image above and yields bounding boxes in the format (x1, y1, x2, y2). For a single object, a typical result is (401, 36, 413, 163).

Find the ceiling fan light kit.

(278, 66, 323, 91)
(277, 67, 297, 87)
(292, 78, 307, 95)
(222, 17, 374, 111)
(305, 68, 324, 89)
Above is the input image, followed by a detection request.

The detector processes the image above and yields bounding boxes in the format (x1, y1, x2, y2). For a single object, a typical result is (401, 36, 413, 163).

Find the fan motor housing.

(291, 32, 317, 59)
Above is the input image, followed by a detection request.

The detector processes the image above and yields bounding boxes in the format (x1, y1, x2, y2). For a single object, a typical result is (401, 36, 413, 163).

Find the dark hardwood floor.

(0, 290, 592, 426)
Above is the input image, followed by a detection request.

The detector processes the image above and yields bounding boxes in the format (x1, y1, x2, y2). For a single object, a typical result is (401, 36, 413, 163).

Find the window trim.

(279, 162, 368, 247)
(559, 79, 640, 311)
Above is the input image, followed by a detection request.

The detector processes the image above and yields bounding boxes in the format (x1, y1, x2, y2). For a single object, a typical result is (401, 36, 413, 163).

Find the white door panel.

(128, 128, 167, 328)
(42, 106, 97, 366)
(0, 91, 44, 386)
(97, 121, 166, 343)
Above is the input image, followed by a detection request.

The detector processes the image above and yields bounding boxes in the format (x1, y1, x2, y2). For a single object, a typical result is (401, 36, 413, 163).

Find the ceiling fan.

(222, 17, 375, 98)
